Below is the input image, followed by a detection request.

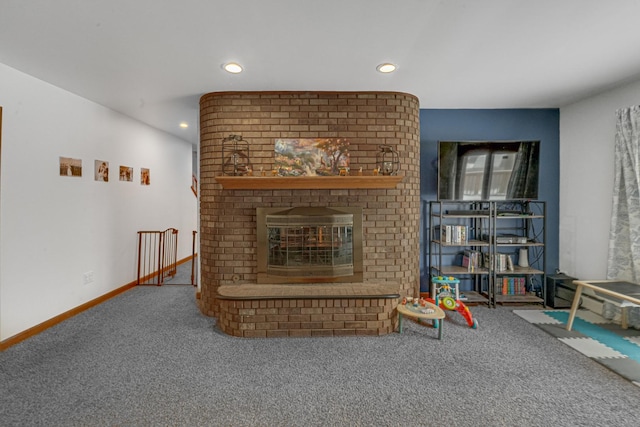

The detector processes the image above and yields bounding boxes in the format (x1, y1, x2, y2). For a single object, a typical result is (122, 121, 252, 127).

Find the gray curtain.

(606, 106, 640, 328)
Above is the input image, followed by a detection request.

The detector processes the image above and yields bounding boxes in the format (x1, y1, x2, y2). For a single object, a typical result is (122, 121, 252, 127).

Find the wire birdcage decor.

(222, 134, 252, 176)
(376, 144, 400, 176)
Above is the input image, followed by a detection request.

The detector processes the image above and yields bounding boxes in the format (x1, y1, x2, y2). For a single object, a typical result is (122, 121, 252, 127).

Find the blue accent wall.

(420, 109, 560, 291)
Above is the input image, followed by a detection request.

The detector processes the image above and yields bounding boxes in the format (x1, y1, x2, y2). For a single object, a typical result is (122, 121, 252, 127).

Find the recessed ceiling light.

(376, 63, 397, 73)
(179, 122, 188, 128)
(223, 62, 243, 74)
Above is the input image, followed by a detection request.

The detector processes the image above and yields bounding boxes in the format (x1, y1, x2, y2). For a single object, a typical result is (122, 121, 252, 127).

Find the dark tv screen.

(438, 140, 540, 201)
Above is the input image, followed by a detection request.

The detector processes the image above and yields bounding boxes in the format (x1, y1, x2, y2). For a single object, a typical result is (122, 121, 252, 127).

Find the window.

(458, 149, 517, 200)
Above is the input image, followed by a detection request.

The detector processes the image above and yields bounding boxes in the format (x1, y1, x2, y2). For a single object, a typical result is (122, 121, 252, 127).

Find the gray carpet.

(162, 258, 197, 285)
(2, 285, 640, 427)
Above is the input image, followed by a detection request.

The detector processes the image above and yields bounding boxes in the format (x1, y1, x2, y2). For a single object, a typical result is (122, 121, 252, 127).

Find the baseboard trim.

(0, 281, 135, 352)
(0, 255, 196, 352)
(177, 254, 195, 266)
(137, 254, 196, 285)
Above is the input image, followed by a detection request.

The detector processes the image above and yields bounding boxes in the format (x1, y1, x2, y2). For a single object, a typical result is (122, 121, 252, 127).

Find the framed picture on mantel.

(274, 138, 350, 176)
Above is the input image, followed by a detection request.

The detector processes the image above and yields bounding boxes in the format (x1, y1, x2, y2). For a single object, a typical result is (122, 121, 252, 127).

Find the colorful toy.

(428, 276, 478, 329)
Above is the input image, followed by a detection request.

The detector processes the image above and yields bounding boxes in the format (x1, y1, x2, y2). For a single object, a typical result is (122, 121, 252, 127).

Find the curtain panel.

(606, 105, 640, 328)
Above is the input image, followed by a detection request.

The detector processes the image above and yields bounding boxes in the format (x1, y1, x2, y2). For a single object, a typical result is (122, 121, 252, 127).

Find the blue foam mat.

(514, 309, 640, 385)
(543, 311, 640, 363)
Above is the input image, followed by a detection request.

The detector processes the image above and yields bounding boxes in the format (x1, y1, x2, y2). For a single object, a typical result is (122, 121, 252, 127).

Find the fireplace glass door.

(268, 223, 353, 276)
(257, 207, 363, 283)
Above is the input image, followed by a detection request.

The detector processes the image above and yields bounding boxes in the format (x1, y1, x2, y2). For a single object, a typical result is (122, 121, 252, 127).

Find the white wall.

(559, 78, 640, 279)
(0, 63, 197, 341)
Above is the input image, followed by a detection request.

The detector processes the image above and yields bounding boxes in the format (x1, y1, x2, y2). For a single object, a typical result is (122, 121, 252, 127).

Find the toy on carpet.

(401, 296, 436, 314)
(428, 276, 478, 329)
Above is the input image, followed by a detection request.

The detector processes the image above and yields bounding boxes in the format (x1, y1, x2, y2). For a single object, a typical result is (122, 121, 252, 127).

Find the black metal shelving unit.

(428, 200, 546, 307)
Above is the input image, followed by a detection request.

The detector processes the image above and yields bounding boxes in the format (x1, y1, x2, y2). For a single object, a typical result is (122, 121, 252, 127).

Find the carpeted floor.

(2, 283, 640, 426)
(514, 309, 640, 386)
(162, 258, 197, 285)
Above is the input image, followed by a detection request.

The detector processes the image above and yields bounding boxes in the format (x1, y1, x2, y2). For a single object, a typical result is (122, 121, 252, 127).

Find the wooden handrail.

(191, 174, 198, 197)
(191, 230, 197, 286)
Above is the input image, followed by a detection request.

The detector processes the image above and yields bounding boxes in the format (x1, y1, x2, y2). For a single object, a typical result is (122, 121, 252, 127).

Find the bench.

(567, 280, 640, 330)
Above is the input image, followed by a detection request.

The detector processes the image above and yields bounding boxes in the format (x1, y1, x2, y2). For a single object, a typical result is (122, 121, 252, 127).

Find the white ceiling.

(2, 0, 640, 145)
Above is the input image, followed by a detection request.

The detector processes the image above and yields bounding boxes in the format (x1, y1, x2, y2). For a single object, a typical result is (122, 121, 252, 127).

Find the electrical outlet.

(83, 271, 94, 285)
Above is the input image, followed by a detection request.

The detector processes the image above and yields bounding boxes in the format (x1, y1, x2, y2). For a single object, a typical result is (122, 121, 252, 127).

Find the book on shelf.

(484, 253, 514, 272)
(436, 225, 469, 244)
(495, 276, 527, 295)
(461, 249, 482, 272)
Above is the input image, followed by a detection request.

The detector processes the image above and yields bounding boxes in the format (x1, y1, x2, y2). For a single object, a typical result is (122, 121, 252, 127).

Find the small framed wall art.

(119, 165, 133, 182)
(59, 156, 82, 177)
(94, 160, 109, 182)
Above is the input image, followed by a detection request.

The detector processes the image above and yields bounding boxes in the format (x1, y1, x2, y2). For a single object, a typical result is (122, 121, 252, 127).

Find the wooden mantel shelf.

(215, 175, 404, 190)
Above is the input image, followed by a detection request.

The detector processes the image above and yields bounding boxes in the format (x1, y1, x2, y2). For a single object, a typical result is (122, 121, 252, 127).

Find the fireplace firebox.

(256, 207, 363, 284)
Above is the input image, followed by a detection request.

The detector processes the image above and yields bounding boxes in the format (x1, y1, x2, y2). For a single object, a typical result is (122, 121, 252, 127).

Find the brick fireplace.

(199, 91, 420, 337)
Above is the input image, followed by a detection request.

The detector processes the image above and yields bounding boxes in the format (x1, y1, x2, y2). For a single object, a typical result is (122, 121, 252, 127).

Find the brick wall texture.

(217, 297, 398, 338)
(198, 91, 420, 335)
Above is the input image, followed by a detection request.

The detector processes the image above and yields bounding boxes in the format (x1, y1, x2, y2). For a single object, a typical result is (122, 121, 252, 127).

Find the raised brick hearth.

(216, 283, 400, 337)
(198, 91, 420, 337)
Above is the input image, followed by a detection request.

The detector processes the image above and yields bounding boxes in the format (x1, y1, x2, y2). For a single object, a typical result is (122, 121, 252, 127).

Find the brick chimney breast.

(198, 91, 420, 336)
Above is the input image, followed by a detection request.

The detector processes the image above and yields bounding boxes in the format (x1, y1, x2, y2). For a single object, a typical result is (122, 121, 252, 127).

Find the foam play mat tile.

(511, 309, 562, 324)
(514, 309, 640, 386)
(558, 337, 626, 358)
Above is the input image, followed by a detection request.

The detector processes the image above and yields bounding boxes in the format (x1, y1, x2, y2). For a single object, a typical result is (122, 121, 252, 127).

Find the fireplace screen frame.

(256, 207, 363, 284)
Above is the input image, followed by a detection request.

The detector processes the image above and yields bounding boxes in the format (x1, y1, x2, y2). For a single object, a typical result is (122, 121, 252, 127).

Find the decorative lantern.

(376, 144, 400, 176)
(222, 135, 252, 176)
